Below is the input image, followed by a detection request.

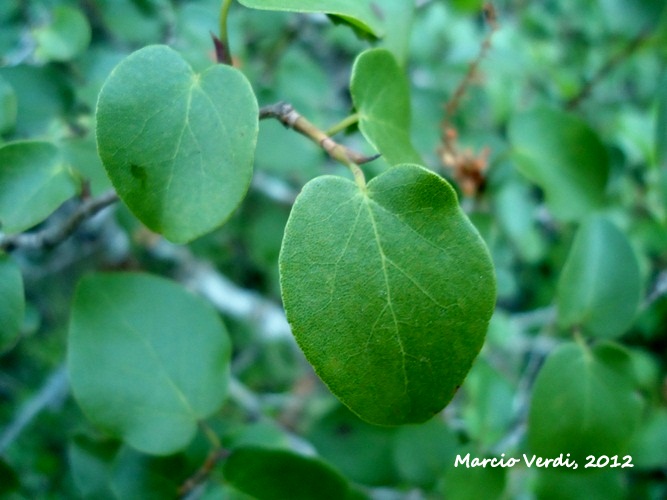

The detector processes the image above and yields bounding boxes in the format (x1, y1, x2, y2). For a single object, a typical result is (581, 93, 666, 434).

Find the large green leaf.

(350, 49, 423, 166)
(0, 141, 77, 234)
(96, 45, 258, 243)
(237, 0, 384, 37)
(279, 164, 496, 425)
(557, 216, 642, 339)
(222, 446, 351, 500)
(68, 273, 231, 455)
(528, 341, 643, 463)
(0, 253, 23, 354)
(509, 106, 609, 221)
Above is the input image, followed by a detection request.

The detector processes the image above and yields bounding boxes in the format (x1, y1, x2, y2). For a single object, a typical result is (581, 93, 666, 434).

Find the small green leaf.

(0, 141, 77, 234)
(441, 445, 506, 500)
(68, 273, 231, 455)
(377, 0, 415, 66)
(509, 106, 609, 221)
(280, 164, 496, 425)
(33, 6, 91, 62)
(68, 434, 118, 499)
(557, 216, 642, 338)
(629, 408, 667, 470)
(528, 341, 643, 462)
(237, 0, 384, 37)
(351, 49, 423, 166)
(96, 45, 258, 243)
(0, 253, 24, 354)
(222, 446, 350, 500)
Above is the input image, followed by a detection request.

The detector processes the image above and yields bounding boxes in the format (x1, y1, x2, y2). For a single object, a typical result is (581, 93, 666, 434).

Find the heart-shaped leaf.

(237, 0, 384, 38)
(509, 106, 609, 221)
(68, 273, 232, 455)
(0, 141, 77, 234)
(351, 49, 422, 166)
(96, 45, 258, 243)
(528, 341, 643, 462)
(279, 164, 496, 425)
(557, 216, 642, 338)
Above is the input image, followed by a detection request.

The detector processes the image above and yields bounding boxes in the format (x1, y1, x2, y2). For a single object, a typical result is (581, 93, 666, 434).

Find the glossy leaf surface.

(222, 446, 350, 500)
(237, 0, 384, 37)
(509, 106, 609, 221)
(68, 273, 231, 455)
(0, 141, 76, 234)
(351, 49, 422, 165)
(280, 164, 496, 425)
(528, 341, 643, 462)
(96, 45, 258, 243)
(0, 253, 23, 353)
(557, 216, 642, 338)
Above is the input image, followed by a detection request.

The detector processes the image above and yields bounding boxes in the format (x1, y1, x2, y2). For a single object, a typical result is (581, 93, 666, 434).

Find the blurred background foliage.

(0, 0, 666, 498)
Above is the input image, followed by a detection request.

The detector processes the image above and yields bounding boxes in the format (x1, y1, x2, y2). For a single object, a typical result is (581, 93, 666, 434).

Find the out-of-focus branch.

(0, 189, 119, 252)
(439, 2, 498, 197)
(566, 29, 651, 110)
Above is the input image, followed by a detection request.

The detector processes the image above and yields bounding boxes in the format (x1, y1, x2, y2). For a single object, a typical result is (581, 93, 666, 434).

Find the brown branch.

(259, 102, 380, 166)
(0, 189, 119, 252)
(566, 29, 651, 110)
(439, 2, 498, 197)
(178, 447, 230, 497)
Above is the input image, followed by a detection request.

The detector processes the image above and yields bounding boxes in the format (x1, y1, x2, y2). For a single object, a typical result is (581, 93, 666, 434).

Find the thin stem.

(216, 0, 234, 64)
(259, 102, 377, 180)
(325, 112, 360, 137)
(200, 421, 222, 449)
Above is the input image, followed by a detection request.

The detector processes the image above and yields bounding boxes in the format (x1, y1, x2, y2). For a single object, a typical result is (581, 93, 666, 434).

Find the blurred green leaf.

(534, 468, 625, 500)
(0, 459, 20, 494)
(68, 435, 118, 499)
(0, 76, 16, 135)
(377, 0, 415, 66)
(440, 445, 506, 500)
(509, 106, 609, 221)
(528, 341, 643, 463)
(0, 253, 23, 354)
(222, 446, 351, 500)
(237, 0, 384, 37)
(33, 6, 91, 62)
(0, 141, 77, 234)
(280, 165, 495, 425)
(110, 446, 189, 499)
(656, 73, 667, 166)
(392, 418, 458, 489)
(307, 405, 397, 486)
(96, 45, 258, 243)
(557, 216, 642, 339)
(629, 408, 667, 470)
(68, 273, 232, 455)
(350, 49, 423, 165)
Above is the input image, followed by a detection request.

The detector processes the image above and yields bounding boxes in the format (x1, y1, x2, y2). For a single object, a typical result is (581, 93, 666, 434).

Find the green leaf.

(33, 6, 91, 62)
(441, 446, 506, 500)
(237, 0, 384, 37)
(528, 341, 643, 463)
(392, 419, 458, 489)
(279, 164, 496, 425)
(307, 405, 398, 486)
(509, 106, 609, 221)
(0, 253, 23, 354)
(350, 49, 423, 166)
(222, 446, 350, 500)
(68, 273, 232, 455)
(0, 75, 17, 134)
(377, 0, 415, 66)
(535, 468, 625, 500)
(557, 216, 642, 339)
(0, 141, 77, 234)
(629, 408, 667, 470)
(96, 45, 258, 243)
(657, 73, 667, 166)
(68, 435, 118, 499)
